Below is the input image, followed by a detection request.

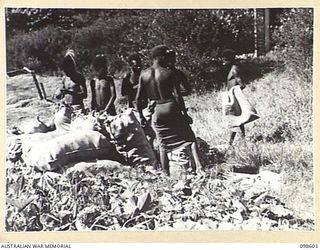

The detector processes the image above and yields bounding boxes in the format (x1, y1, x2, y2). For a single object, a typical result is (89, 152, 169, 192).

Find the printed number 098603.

(300, 244, 318, 248)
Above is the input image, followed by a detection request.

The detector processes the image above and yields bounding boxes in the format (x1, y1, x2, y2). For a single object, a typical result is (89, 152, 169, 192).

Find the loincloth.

(152, 99, 195, 152)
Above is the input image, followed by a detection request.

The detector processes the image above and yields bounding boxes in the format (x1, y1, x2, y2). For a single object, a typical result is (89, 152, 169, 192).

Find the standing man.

(166, 49, 193, 124)
(221, 49, 247, 145)
(121, 53, 147, 109)
(135, 45, 203, 176)
(166, 49, 192, 95)
(90, 54, 117, 115)
(121, 53, 154, 148)
(57, 49, 87, 112)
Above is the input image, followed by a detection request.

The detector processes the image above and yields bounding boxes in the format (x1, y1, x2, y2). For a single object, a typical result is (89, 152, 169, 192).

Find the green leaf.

(137, 192, 152, 212)
(7, 194, 37, 211)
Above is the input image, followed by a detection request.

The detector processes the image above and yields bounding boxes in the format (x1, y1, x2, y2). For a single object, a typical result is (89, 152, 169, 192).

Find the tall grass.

(185, 70, 313, 219)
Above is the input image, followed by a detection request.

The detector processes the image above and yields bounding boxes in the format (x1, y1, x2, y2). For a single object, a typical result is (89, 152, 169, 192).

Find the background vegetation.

(5, 8, 314, 231)
(6, 8, 313, 87)
(5, 9, 266, 86)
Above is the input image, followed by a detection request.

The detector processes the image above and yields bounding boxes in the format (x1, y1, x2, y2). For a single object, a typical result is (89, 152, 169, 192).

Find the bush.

(6, 26, 71, 73)
(6, 8, 256, 85)
(272, 8, 313, 82)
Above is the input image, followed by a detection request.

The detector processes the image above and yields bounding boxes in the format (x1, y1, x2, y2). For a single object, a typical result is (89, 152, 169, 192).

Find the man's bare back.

(139, 66, 177, 101)
(135, 45, 203, 176)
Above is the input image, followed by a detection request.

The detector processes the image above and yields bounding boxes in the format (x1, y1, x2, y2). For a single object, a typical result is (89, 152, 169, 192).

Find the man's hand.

(225, 104, 232, 113)
(99, 110, 107, 116)
(60, 88, 70, 95)
(196, 168, 205, 176)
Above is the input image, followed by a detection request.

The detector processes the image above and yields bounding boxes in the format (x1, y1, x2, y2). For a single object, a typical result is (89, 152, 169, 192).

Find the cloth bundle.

(23, 130, 116, 172)
(221, 85, 260, 129)
(53, 104, 73, 131)
(7, 130, 69, 163)
(104, 108, 156, 166)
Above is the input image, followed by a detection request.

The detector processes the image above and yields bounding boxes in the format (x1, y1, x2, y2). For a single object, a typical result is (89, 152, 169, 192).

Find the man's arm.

(121, 73, 130, 96)
(79, 76, 88, 98)
(104, 78, 116, 112)
(179, 71, 192, 95)
(135, 74, 147, 125)
(55, 76, 67, 100)
(173, 78, 193, 124)
(63, 74, 87, 98)
(173, 80, 188, 115)
(90, 79, 97, 111)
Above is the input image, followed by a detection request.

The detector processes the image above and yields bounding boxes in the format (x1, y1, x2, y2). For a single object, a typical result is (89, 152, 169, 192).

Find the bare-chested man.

(121, 53, 147, 108)
(166, 50, 192, 94)
(166, 49, 193, 124)
(90, 54, 116, 115)
(58, 49, 87, 112)
(135, 45, 202, 176)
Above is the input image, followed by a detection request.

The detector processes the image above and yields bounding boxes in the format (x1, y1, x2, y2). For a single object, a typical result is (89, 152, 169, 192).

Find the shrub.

(6, 26, 71, 73)
(6, 8, 256, 85)
(272, 8, 313, 82)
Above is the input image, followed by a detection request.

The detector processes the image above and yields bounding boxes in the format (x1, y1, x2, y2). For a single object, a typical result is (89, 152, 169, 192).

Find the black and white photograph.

(5, 7, 314, 233)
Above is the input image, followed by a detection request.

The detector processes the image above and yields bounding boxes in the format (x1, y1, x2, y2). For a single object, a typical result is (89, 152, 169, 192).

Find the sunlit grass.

(184, 71, 313, 219)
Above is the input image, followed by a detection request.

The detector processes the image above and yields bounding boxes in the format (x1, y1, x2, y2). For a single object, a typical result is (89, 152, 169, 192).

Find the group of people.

(57, 45, 246, 176)
(56, 49, 117, 116)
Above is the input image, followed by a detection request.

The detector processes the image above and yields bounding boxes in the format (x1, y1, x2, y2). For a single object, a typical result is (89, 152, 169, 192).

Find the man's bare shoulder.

(229, 64, 241, 76)
(141, 66, 173, 80)
(105, 75, 114, 82)
(140, 67, 154, 80)
(230, 64, 241, 71)
(141, 67, 153, 74)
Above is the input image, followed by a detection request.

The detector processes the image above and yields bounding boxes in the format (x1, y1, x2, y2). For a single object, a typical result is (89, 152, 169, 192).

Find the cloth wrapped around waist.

(152, 99, 195, 152)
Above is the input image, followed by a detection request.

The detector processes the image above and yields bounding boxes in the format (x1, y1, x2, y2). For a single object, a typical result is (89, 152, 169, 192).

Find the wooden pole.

(254, 9, 258, 57)
(31, 72, 44, 100)
(23, 67, 43, 100)
(265, 9, 270, 53)
(39, 82, 47, 100)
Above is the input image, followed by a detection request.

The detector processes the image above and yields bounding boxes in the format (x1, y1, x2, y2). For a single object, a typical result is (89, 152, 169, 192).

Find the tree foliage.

(272, 8, 313, 82)
(6, 8, 313, 88)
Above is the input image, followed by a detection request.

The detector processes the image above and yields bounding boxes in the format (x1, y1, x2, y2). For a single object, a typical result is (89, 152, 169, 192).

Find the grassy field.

(185, 71, 313, 220)
(5, 68, 314, 231)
